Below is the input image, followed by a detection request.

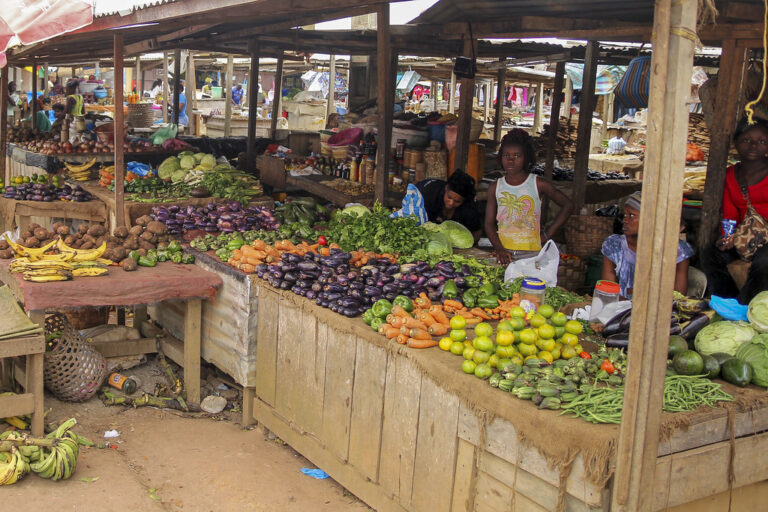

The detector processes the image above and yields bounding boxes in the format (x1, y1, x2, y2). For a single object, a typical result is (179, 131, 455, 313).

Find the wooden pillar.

(454, 38, 477, 174)
(224, 55, 234, 137)
(135, 56, 141, 94)
(375, 4, 393, 203)
(1, 69, 8, 185)
(430, 80, 437, 111)
(43, 64, 49, 95)
(698, 40, 748, 252)
(448, 72, 456, 114)
(572, 41, 599, 212)
(545, 61, 566, 183)
(270, 54, 284, 138)
(326, 54, 336, 122)
(172, 48, 181, 125)
(601, 92, 615, 141)
(187, 52, 197, 136)
(162, 52, 169, 123)
(533, 82, 544, 134)
(114, 34, 126, 228)
(484, 82, 491, 122)
(494, 59, 506, 142)
(611, 1, 697, 510)
(564, 75, 573, 120)
(31, 65, 38, 130)
(246, 40, 261, 173)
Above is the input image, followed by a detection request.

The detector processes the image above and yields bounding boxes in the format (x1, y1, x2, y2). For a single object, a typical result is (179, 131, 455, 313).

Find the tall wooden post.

(1, 69, 8, 185)
(224, 55, 234, 137)
(172, 48, 181, 126)
(375, 4, 393, 203)
(494, 59, 506, 142)
(187, 52, 197, 136)
(533, 82, 544, 134)
(326, 54, 336, 122)
(135, 56, 141, 94)
(448, 72, 456, 114)
(43, 64, 49, 95)
(31, 65, 38, 130)
(430, 80, 437, 111)
(601, 92, 615, 141)
(114, 34, 126, 228)
(564, 75, 573, 119)
(572, 41, 599, 212)
(162, 52, 169, 123)
(611, 1, 697, 510)
(246, 40, 261, 173)
(454, 37, 477, 173)
(545, 62, 566, 183)
(270, 54, 284, 138)
(698, 40, 748, 252)
(484, 82, 491, 122)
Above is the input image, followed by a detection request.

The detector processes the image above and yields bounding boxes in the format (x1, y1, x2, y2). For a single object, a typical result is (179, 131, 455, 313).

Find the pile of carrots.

(349, 250, 398, 267)
(375, 293, 523, 349)
(228, 239, 341, 274)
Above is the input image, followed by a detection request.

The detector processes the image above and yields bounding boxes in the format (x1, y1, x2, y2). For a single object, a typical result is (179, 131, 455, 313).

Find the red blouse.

(723, 165, 768, 223)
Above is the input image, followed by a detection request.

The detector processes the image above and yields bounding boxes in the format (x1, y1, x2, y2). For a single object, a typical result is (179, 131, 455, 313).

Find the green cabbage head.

(748, 291, 768, 333)
(427, 231, 453, 256)
(695, 321, 756, 356)
(439, 220, 474, 249)
(341, 205, 370, 217)
(735, 334, 768, 387)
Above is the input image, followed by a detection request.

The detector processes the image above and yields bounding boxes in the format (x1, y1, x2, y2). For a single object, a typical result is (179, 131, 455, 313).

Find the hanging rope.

(697, 0, 719, 27)
(744, 0, 768, 125)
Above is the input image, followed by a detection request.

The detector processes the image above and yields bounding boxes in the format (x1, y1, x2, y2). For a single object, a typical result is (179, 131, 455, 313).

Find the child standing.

(484, 129, 574, 265)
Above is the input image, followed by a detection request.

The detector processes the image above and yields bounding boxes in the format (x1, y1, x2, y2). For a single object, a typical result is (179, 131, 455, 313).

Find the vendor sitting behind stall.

(602, 191, 693, 299)
(65, 80, 83, 117)
(416, 170, 482, 241)
(49, 104, 66, 133)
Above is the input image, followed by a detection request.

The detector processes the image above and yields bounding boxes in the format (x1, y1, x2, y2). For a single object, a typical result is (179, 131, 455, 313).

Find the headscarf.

(624, 191, 641, 212)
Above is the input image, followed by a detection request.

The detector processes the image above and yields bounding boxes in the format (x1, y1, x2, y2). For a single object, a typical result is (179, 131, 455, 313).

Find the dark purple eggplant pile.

(151, 202, 279, 235)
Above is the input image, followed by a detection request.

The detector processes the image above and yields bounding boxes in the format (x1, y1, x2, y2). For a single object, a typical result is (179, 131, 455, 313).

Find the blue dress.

(601, 234, 694, 299)
(177, 92, 189, 126)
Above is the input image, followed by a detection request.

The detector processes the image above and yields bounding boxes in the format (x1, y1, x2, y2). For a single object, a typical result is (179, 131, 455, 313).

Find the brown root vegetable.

(52, 222, 64, 232)
(138, 240, 155, 252)
(111, 247, 128, 262)
(87, 225, 106, 237)
(123, 258, 138, 271)
(64, 235, 76, 246)
(33, 228, 48, 240)
(77, 224, 89, 235)
(107, 235, 122, 246)
(136, 248, 147, 257)
(156, 241, 169, 250)
(113, 226, 129, 239)
(0, 240, 8, 251)
(146, 221, 167, 235)
(123, 236, 139, 250)
(80, 241, 95, 250)
(24, 237, 40, 248)
(82, 234, 97, 245)
(56, 225, 71, 236)
(0, 248, 13, 259)
(136, 215, 153, 227)
(28, 223, 41, 232)
(129, 225, 144, 237)
(156, 234, 169, 244)
(72, 239, 83, 248)
(20, 231, 33, 241)
(139, 231, 154, 242)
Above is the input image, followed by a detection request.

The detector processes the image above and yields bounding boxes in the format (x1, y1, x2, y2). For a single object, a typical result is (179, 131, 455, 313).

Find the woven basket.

(565, 215, 615, 258)
(126, 103, 154, 128)
(557, 256, 588, 291)
(44, 313, 106, 402)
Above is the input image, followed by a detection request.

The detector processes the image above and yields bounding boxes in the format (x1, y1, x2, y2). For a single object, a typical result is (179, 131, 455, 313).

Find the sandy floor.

(3, 395, 371, 512)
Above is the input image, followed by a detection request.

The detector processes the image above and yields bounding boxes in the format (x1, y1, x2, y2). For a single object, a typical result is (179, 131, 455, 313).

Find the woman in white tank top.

(485, 129, 574, 265)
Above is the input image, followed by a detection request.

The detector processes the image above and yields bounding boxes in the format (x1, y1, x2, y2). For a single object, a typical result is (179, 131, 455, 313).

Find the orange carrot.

(407, 338, 438, 349)
(409, 328, 432, 340)
(417, 311, 437, 327)
(428, 323, 449, 336)
(415, 292, 432, 308)
(391, 305, 412, 318)
(245, 257, 262, 266)
(252, 239, 267, 250)
(429, 307, 450, 325)
(403, 317, 427, 330)
(241, 263, 255, 274)
(465, 317, 482, 325)
(232, 249, 243, 260)
(470, 308, 492, 320)
(396, 334, 409, 345)
(457, 309, 475, 319)
(443, 299, 464, 310)
(384, 327, 401, 339)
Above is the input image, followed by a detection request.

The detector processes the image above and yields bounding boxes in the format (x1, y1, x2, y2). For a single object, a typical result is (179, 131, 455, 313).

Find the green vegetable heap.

(325, 203, 429, 255)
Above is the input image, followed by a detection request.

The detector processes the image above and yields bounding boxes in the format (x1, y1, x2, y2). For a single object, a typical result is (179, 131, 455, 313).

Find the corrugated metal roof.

(92, 0, 178, 18)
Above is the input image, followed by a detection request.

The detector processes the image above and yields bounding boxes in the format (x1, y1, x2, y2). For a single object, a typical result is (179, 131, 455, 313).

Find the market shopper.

(64, 80, 83, 117)
(485, 129, 574, 264)
(416, 170, 483, 240)
(602, 191, 693, 299)
(148, 79, 163, 99)
(231, 84, 244, 106)
(701, 117, 768, 304)
(7, 81, 22, 117)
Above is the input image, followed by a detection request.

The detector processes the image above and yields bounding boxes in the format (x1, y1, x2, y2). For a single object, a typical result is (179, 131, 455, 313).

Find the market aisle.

(3, 396, 371, 512)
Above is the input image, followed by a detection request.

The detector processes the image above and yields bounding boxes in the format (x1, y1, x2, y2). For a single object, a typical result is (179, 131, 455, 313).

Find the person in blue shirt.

(231, 84, 243, 106)
(172, 83, 188, 126)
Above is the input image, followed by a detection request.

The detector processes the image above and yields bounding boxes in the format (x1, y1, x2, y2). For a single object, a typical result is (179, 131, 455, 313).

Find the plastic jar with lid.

(590, 280, 621, 322)
(520, 277, 547, 309)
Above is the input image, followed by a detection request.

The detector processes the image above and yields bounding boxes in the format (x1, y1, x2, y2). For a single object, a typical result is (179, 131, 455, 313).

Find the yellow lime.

(463, 346, 476, 360)
(561, 332, 579, 347)
(509, 317, 526, 331)
(474, 363, 493, 379)
(537, 304, 555, 318)
(475, 322, 493, 337)
(439, 337, 453, 351)
(497, 320, 514, 332)
(537, 324, 555, 340)
(518, 342, 537, 357)
(496, 330, 515, 347)
(550, 346, 561, 360)
(497, 358, 513, 370)
(488, 354, 500, 369)
(450, 315, 467, 330)
(561, 346, 577, 359)
(554, 326, 566, 338)
(574, 343, 584, 354)
(529, 314, 547, 328)
(524, 355, 539, 364)
(473, 335, 494, 352)
(462, 360, 477, 374)
(551, 312, 568, 327)
(538, 351, 554, 363)
(450, 329, 467, 342)
(519, 328, 538, 345)
(565, 320, 584, 335)
(510, 306, 526, 318)
(539, 338, 556, 352)
(473, 350, 491, 364)
(450, 341, 465, 355)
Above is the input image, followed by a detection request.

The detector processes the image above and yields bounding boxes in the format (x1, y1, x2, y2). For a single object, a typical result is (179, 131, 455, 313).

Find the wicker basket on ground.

(44, 313, 106, 402)
(564, 215, 615, 258)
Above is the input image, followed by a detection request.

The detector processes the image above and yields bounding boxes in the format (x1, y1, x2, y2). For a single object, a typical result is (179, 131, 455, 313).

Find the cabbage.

(421, 222, 441, 232)
(439, 220, 474, 249)
(748, 291, 768, 333)
(179, 156, 196, 170)
(193, 152, 206, 163)
(427, 231, 452, 256)
(695, 321, 757, 356)
(171, 169, 188, 184)
(341, 205, 370, 217)
(158, 156, 180, 179)
(736, 334, 768, 387)
(200, 154, 216, 170)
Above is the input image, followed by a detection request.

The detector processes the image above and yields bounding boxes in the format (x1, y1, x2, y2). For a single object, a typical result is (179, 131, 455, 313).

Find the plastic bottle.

(107, 372, 137, 394)
(590, 280, 620, 322)
(520, 277, 546, 309)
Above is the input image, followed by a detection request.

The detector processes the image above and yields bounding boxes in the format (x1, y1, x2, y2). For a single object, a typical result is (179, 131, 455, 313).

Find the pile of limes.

(439, 304, 585, 380)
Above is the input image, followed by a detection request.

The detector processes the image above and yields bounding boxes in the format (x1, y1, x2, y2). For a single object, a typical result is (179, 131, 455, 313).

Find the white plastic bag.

(503, 240, 560, 287)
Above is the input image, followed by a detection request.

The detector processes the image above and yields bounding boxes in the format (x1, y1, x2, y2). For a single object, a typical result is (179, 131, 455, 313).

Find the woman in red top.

(701, 118, 768, 303)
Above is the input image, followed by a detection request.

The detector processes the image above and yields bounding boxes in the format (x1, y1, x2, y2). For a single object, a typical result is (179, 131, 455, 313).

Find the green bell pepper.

(181, 253, 195, 264)
(370, 317, 385, 332)
(226, 238, 245, 251)
(362, 309, 375, 326)
(167, 240, 182, 253)
(215, 248, 232, 261)
(371, 299, 393, 319)
(137, 256, 157, 267)
(156, 249, 169, 262)
(478, 282, 497, 297)
(442, 279, 459, 300)
(462, 288, 478, 309)
(464, 275, 481, 289)
(170, 252, 183, 264)
(393, 295, 414, 313)
(478, 295, 500, 309)
(129, 250, 141, 262)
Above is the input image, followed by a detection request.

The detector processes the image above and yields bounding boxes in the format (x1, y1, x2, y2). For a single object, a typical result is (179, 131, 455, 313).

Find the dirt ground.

(3, 394, 372, 512)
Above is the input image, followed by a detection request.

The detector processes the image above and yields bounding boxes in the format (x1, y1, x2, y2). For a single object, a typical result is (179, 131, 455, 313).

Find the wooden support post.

(454, 37, 477, 174)
(246, 40, 261, 173)
(611, 1, 698, 510)
(162, 52, 169, 123)
(601, 92, 615, 141)
(135, 56, 141, 95)
(430, 80, 437, 111)
(326, 54, 336, 122)
(270, 54, 284, 138)
(1, 69, 8, 185)
(533, 82, 544, 134)
(31, 65, 37, 130)
(698, 40, 748, 252)
(27, 310, 44, 437)
(187, 52, 197, 136)
(114, 34, 126, 228)
(184, 299, 202, 405)
(172, 48, 181, 126)
(494, 59, 506, 142)
(544, 62, 566, 185)
(484, 82, 491, 122)
(43, 64, 49, 95)
(224, 55, 234, 137)
(572, 40, 599, 212)
(449, 72, 456, 114)
(375, 4, 393, 203)
(564, 76, 573, 119)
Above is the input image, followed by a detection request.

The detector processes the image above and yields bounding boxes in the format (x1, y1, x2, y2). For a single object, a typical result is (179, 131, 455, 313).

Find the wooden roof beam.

(124, 24, 220, 56)
(720, 1, 762, 20)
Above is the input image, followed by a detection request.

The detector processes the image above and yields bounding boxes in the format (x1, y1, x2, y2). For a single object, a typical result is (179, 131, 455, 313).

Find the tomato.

(317, 235, 328, 246)
(579, 351, 591, 359)
(601, 359, 616, 374)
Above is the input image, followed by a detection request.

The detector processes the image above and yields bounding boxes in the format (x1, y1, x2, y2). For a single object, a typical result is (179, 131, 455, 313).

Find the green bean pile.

(559, 386, 624, 424)
(662, 375, 733, 413)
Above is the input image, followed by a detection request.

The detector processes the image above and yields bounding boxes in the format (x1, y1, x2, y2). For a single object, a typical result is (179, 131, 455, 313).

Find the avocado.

(672, 350, 704, 376)
(668, 335, 689, 358)
(721, 358, 752, 387)
(701, 355, 720, 379)
(709, 352, 734, 369)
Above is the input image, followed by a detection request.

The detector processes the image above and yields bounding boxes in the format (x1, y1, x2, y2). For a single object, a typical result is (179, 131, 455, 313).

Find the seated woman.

(416, 170, 482, 241)
(602, 191, 694, 299)
(701, 117, 768, 304)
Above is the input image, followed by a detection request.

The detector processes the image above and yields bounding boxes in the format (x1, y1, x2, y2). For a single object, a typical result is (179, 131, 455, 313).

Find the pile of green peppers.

(128, 240, 194, 267)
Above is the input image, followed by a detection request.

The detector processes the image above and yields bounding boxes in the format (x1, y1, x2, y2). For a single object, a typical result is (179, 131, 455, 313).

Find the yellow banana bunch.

(72, 267, 108, 277)
(3, 416, 28, 429)
(65, 158, 97, 181)
(55, 239, 106, 262)
(10, 260, 73, 272)
(3, 235, 57, 260)
(0, 447, 28, 485)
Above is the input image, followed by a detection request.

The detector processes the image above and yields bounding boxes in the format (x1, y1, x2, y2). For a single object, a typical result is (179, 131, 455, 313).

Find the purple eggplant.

(364, 286, 382, 298)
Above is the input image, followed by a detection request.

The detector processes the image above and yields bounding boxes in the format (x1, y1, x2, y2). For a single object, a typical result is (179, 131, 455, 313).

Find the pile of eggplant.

(603, 297, 712, 348)
(151, 202, 279, 235)
(255, 254, 476, 318)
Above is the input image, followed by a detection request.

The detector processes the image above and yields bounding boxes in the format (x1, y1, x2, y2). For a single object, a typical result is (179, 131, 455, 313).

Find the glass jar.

(590, 280, 620, 322)
(520, 277, 546, 309)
